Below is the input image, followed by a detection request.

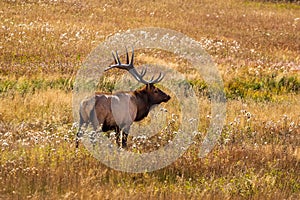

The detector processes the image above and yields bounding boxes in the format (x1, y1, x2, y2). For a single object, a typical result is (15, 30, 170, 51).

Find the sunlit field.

(0, 0, 299, 199)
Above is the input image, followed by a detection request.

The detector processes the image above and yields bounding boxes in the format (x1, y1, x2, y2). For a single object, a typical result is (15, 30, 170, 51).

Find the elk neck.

(133, 88, 153, 121)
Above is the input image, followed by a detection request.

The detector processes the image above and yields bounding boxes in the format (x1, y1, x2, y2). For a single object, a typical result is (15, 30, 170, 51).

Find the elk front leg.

(115, 126, 129, 149)
(121, 126, 130, 149)
(121, 132, 128, 148)
(115, 126, 121, 147)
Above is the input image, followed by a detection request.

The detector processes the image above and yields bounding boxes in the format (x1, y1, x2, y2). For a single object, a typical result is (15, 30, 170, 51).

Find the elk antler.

(105, 47, 164, 84)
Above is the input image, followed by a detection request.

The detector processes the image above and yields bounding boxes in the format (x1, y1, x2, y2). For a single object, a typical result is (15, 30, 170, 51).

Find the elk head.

(105, 47, 170, 105)
(144, 84, 170, 104)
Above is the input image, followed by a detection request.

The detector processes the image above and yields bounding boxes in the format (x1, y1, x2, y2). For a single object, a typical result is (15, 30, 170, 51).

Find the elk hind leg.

(89, 107, 99, 131)
(76, 112, 87, 148)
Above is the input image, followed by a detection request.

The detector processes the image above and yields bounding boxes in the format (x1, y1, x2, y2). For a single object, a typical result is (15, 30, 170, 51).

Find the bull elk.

(76, 48, 170, 148)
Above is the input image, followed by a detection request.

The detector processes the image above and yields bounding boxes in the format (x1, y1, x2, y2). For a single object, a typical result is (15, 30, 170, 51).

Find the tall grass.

(0, 0, 299, 199)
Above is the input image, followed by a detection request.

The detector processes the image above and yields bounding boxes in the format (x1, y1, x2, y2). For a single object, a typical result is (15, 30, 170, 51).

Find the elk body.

(76, 48, 170, 148)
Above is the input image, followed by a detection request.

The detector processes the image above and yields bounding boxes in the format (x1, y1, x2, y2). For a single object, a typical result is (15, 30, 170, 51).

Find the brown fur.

(76, 84, 170, 148)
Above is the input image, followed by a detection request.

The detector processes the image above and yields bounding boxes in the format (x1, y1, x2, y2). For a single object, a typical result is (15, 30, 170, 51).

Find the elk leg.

(76, 107, 99, 148)
(121, 127, 130, 148)
(115, 126, 121, 147)
(76, 112, 87, 148)
(121, 132, 128, 148)
(90, 107, 99, 131)
(75, 135, 80, 148)
(87, 107, 99, 145)
(76, 129, 82, 148)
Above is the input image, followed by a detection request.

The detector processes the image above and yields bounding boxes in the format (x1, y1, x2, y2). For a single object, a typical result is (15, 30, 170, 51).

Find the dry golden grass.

(0, 0, 300, 199)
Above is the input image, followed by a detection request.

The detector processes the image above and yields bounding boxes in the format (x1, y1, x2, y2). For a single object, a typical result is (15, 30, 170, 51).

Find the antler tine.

(125, 47, 129, 65)
(130, 47, 134, 66)
(140, 67, 147, 77)
(112, 51, 118, 65)
(149, 72, 165, 84)
(105, 48, 133, 71)
(149, 75, 155, 82)
(115, 51, 121, 65)
(106, 47, 165, 85)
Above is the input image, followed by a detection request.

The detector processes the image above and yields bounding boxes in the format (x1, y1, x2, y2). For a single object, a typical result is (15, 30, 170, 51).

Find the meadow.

(0, 0, 299, 199)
